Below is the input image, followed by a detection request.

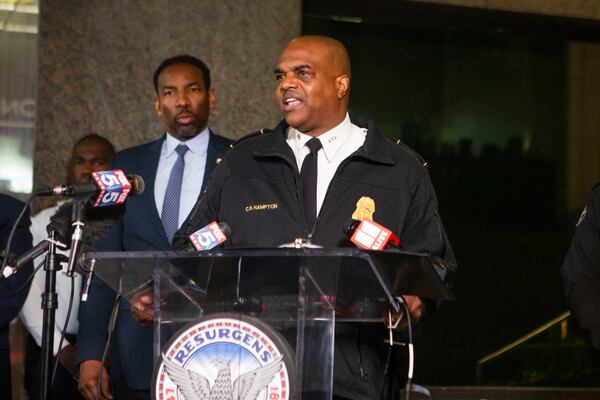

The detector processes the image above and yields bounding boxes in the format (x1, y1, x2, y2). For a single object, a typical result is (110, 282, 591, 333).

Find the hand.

(78, 360, 112, 400)
(386, 295, 424, 331)
(58, 343, 78, 378)
(403, 295, 424, 325)
(131, 286, 154, 327)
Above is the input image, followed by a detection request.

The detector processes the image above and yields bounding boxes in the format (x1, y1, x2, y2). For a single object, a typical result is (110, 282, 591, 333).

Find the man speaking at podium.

(171, 36, 456, 399)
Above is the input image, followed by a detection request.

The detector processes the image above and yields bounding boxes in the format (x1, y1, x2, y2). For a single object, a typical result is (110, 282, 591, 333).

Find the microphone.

(2, 238, 68, 278)
(48, 200, 124, 246)
(189, 221, 230, 251)
(343, 218, 400, 250)
(36, 169, 145, 207)
(1, 212, 74, 278)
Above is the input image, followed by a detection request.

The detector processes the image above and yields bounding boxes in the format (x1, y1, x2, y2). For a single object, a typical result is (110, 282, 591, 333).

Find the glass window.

(0, 0, 38, 195)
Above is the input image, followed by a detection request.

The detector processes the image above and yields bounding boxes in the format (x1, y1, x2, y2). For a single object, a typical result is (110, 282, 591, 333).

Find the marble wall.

(412, 0, 600, 20)
(34, 0, 301, 199)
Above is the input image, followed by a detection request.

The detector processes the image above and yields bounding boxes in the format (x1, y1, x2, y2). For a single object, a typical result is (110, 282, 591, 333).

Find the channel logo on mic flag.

(91, 169, 132, 207)
(189, 221, 228, 251)
(351, 219, 395, 250)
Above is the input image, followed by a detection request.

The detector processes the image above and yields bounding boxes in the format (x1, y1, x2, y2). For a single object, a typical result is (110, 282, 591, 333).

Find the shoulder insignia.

(388, 137, 428, 168)
(231, 129, 271, 148)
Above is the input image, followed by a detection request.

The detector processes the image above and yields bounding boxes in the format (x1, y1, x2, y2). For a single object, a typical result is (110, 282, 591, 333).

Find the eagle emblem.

(162, 353, 284, 400)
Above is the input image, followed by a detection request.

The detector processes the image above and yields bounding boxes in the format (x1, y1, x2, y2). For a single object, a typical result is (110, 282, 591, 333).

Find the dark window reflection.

(305, 3, 600, 387)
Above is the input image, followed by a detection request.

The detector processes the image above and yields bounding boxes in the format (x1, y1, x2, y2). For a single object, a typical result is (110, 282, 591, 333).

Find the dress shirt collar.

(164, 127, 210, 157)
(287, 113, 352, 163)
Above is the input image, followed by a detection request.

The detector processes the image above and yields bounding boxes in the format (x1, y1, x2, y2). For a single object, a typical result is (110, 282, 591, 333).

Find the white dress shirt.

(19, 201, 82, 355)
(154, 129, 209, 228)
(287, 113, 366, 215)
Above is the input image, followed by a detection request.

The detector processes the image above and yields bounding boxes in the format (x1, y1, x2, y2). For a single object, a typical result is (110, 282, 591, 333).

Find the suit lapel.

(202, 130, 222, 193)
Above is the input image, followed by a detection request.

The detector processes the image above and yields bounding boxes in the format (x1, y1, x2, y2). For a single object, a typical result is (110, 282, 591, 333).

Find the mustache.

(175, 107, 192, 117)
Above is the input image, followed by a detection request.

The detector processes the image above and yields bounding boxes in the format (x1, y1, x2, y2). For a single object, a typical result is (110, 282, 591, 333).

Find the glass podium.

(83, 248, 452, 400)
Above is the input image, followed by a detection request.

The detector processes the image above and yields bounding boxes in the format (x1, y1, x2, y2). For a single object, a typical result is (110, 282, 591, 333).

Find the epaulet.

(230, 129, 272, 148)
(388, 137, 428, 168)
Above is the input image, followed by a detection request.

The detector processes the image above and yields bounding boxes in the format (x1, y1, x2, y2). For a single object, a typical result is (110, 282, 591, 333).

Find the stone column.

(34, 0, 301, 198)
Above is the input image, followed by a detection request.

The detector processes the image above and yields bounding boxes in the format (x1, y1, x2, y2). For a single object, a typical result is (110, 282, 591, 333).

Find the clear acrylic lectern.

(83, 248, 452, 400)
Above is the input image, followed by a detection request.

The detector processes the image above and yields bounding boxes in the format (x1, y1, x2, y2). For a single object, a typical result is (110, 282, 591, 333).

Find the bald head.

(274, 35, 352, 137)
(286, 36, 351, 78)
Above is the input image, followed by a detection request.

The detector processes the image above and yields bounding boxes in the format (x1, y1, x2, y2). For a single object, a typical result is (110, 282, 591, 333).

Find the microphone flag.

(91, 169, 132, 207)
(189, 221, 228, 251)
(350, 219, 400, 250)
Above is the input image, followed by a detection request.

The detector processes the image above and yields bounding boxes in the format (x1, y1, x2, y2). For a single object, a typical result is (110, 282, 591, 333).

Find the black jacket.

(174, 115, 456, 399)
(0, 194, 33, 399)
(176, 116, 454, 267)
(562, 184, 600, 349)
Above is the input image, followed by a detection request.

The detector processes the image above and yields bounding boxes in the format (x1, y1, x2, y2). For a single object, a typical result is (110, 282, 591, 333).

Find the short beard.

(173, 122, 204, 140)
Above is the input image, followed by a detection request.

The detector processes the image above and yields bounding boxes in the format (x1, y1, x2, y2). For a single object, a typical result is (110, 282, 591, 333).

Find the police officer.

(167, 36, 456, 399)
(562, 184, 600, 349)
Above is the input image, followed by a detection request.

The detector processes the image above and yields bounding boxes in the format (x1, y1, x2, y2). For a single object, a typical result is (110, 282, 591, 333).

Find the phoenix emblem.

(161, 353, 284, 400)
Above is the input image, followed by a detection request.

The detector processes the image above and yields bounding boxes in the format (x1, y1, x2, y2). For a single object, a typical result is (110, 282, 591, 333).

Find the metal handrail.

(475, 311, 571, 384)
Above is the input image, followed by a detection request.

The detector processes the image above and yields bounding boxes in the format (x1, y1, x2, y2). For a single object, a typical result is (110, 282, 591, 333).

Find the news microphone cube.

(189, 221, 228, 251)
(351, 219, 392, 250)
(91, 169, 132, 207)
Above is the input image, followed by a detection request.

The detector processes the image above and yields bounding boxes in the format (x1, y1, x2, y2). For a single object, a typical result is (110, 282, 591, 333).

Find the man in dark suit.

(76, 55, 232, 400)
(0, 194, 33, 399)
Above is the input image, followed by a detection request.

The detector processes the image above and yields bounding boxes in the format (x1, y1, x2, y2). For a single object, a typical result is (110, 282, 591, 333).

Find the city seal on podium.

(152, 314, 295, 400)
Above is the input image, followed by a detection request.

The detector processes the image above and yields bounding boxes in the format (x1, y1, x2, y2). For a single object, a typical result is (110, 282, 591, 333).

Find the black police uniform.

(174, 114, 456, 399)
(562, 184, 600, 349)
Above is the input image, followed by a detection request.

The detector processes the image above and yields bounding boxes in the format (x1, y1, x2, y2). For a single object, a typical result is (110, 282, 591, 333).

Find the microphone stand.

(40, 196, 88, 400)
(39, 229, 65, 400)
(65, 198, 87, 277)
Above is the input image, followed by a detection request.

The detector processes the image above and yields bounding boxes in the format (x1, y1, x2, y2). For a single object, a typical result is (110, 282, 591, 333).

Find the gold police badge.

(352, 196, 375, 221)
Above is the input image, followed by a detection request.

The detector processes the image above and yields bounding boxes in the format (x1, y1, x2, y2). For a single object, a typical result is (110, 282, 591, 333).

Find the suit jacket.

(0, 194, 33, 397)
(76, 131, 231, 390)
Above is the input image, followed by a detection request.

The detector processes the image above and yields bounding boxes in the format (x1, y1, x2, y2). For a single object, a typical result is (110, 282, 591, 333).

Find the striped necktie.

(161, 144, 189, 243)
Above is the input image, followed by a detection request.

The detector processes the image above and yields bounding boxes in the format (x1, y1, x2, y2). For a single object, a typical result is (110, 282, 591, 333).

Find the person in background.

(0, 194, 33, 399)
(562, 183, 600, 350)
(77, 55, 232, 400)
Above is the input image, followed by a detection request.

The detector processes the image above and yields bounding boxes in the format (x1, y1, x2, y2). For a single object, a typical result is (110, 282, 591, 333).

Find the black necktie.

(300, 137, 322, 230)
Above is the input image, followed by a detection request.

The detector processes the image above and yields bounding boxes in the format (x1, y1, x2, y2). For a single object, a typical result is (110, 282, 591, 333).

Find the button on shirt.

(154, 129, 209, 228)
(287, 113, 366, 215)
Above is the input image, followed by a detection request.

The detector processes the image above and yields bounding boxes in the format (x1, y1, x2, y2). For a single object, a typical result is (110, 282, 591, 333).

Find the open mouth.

(282, 97, 303, 111)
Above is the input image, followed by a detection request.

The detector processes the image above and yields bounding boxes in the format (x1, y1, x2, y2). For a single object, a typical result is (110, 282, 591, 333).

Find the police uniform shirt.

(154, 128, 210, 228)
(286, 113, 366, 215)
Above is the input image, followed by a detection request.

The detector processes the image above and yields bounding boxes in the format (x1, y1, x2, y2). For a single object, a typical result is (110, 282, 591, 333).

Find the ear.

(336, 75, 350, 100)
(208, 88, 216, 111)
(154, 97, 162, 117)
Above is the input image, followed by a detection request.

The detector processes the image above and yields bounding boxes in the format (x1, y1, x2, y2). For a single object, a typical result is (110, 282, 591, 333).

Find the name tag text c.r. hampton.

(245, 203, 278, 212)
